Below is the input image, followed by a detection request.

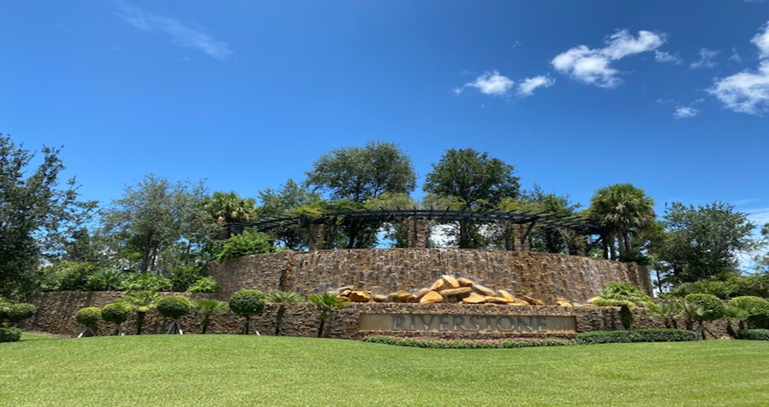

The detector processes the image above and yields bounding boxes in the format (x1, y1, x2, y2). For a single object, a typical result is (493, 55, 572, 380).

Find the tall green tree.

(423, 148, 520, 248)
(306, 141, 416, 203)
(0, 134, 95, 299)
(204, 191, 256, 224)
(655, 202, 758, 285)
(258, 179, 320, 250)
(588, 183, 655, 260)
(100, 175, 217, 273)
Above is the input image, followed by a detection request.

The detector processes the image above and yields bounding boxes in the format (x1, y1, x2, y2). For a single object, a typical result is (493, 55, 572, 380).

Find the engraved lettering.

(409, 315, 416, 330)
(393, 315, 406, 329)
(484, 316, 496, 332)
(537, 316, 547, 332)
(452, 316, 466, 330)
(468, 316, 480, 331)
(419, 315, 435, 330)
(518, 316, 533, 332)
(497, 316, 515, 331)
(438, 315, 449, 331)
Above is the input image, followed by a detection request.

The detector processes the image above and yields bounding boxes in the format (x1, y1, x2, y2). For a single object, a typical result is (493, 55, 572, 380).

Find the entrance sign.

(359, 313, 576, 334)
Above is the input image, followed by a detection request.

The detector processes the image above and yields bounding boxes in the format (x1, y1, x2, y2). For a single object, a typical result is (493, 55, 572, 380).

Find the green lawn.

(1, 335, 768, 406)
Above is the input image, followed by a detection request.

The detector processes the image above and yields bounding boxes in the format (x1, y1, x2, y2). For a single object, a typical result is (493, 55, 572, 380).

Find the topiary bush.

(729, 296, 769, 329)
(575, 329, 699, 345)
(737, 329, 769, 341)
(7, 303, 36, 323)
(186, 277, 218, 293)
(229, 289, 266, 334)
(216, 231, 273, 261)
(685, 293, 725, 320)
(101, 303, 130, 325)
(156, 296, 192, 319)
(0, 327, 22, 343)
(75, 307, 102, 328)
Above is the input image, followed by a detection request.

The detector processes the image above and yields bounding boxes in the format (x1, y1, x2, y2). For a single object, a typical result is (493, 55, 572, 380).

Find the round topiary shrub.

(730, 296, 769, 328)
(229, 289, 266, 334)
(156, 296, 192, 319)
(685, 293, 725, 321)
(0, 327, 22, 343)
(75, 307, 102, 327)
(7, 303, 36, 323)
(101, 303, 130, 325)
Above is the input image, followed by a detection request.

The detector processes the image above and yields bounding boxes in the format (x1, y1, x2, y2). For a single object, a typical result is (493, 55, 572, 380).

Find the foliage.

(228, 290, 266, 317)
(308, 292, 346, 338)
(52, 262, 99, 291)
(99, 174, 218, 273)
(670, 280, 735, 299)
(0, 327, 22, 343)
(122, 273, 172, 292)
(646, 300, 683, 329)
(101, 303, 130, 325)
(204, 191, 256, 225)
(363, 336, 571, 349)
(593, 282, 653, 329)
(0, 133, 96, 300)
(170, 266, 203, 292)
(737, 329, 769, 340)
(684, 293, 725, 322)
(6, 303, 37, 323)
(729, 296, 769, 328)
(156, 296, 192, 319)
(423, 148, 519, 248)
(75, 307, 102, 327)
(574, 329, 699, 344)
(118, 290, 160, 313)
(186, 277, 219, 293)
(668, 273, 769, 299)
(266, 291, 303, 304)
(655, 202, 758, 285)
(588, 183, 655, 260)
(216, 230, 273, 260)
(306, 140, 416, 203)
(86, 268, 127, 291)
(192, 298, 228, 334)
(258, 179, 320, 250)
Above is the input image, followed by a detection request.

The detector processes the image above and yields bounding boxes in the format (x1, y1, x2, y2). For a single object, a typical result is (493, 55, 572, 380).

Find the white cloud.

(730, 48, 743, 63)
(454, 71, 515, 96)
(673, 105, 699, 118)
(551, 30, 665, 88)
(116, 3, 232, 59)
(751, 22, 769, 59)
(690, 48, 719, 69)
(517, 75, 555, 96)
(654, 50, 681, 64)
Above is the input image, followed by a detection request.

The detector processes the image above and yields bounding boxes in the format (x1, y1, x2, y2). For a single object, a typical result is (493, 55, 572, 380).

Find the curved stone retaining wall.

(206, 249, 652, 304)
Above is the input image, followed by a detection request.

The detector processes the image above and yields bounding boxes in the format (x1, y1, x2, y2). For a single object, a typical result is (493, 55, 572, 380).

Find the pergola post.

(308, 224, 329, 251)
(407, 218, 428, 248)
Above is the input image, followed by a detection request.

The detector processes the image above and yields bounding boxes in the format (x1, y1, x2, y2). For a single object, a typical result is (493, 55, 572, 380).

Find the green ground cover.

(1, 335, 768, 406)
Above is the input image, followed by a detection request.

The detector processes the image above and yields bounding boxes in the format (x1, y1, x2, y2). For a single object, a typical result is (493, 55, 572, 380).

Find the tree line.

(1, 133, 767, 300)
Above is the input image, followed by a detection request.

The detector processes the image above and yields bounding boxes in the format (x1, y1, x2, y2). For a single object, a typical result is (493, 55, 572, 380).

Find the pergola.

(228, 208, 605, 252)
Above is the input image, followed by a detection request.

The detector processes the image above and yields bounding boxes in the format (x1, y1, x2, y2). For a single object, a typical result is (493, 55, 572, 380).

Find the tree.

(423, 148, 520, 248)
(266, 291, 302, 336)
(118, 290, 160, 335)
(588, 183, 655, 260)
(0, 134, 95, 299)
(229, 289, 266, 335)
(306, 141, 416, 203)
(100, 175, 217, 273)
(204, 191, 256, 239)
(655, 202, 758, 285)
(308, 292, 346, 338)
(258, 179, 320, 250)
(192, 299, 228, 334)
(593, 282, 653, 329)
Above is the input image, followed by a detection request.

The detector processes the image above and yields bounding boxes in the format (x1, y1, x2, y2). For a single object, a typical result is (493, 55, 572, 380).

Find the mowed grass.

(1, 335, 768, 407)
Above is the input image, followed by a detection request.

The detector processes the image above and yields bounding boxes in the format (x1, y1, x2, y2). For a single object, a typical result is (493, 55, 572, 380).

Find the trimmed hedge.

(685, 293, 725, 321)
(7, 303, 37, 323)
(0, 327, 22, 343)
(363, 336, 571, 349)
(738, 329, 769, 341)
(575, 329, 699, 345)
(229, 290, 266, 317)
(101, 303, 130, 325)
(75, 307, 102, 327)
(156, 296, 192, 319)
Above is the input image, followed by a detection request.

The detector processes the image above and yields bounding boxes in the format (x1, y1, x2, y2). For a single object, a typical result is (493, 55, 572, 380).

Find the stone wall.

(206, 249, 652, 304)
(26, 291, 728, 340)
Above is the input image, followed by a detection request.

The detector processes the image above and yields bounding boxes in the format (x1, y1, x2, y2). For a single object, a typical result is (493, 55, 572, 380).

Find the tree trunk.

(275, 306, 286, 336)
(317, 318, 325, 338)
(201, 316, 210, 334)
(243, 316, 251, 335)
(136, 312, 146, 335)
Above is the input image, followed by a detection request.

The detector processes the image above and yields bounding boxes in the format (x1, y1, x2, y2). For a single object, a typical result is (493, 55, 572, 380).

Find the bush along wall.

(737, 329, 769, 341)
(575, 329, 700, 345)
(363, 336, 571, 349)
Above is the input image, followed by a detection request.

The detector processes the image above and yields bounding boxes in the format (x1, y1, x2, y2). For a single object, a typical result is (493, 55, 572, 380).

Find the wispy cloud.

(709, 22, 769, 115)
(690, 48, 719, 69)
(551, 29, 665, 88)
(730, 48, 743, 63)
(453, 71, 515, 96)
(116, 2, 232, 59)
(673, 105, 698, 119)
(654, 50, 682, 64)
(517, 75, 555, 97)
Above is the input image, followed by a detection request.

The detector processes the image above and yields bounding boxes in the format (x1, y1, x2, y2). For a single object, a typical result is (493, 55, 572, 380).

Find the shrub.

(170, 266, 203, 292)
(216, 231, 273, 261)
(729, 296, 769, 328)
(186, 277, 218, 293)
(671, 280, 734, 299)
(363, 336, 571, 349)
(86, 268, 127, 291)
(58, 262, 101, 291)
(122, 273, 172, 292)
(592, 282, 653, 329)
(7, 303, 36, 323)
(75, 307, 102, 327)
(229, 289, 266, 334)
(156, 296, 192, 319)
(101, 303, 130, 325)
(0, 327, 22, 343)
(685, 293, 725, 321)
(192, 299, 228, 334)
(737, 329, 769, 341)
(575, 329, 699, 344)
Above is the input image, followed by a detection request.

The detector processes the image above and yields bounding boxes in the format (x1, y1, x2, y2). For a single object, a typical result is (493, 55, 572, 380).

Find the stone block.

(440, 287, 472, 297)
(348, 291, 371, 302)
(474, 284, 496, 297)
(457, 278, 474, 287)
(413, 288, 431, 300)
(430, 279, 445, 292)
(485, 296, 512, 304)
(388, 290, 412, 303)
(523, 295, 545, 306)
(420, 291, 444, 304)
(442, 275, 460, 288)
(462, 293, 487, 304)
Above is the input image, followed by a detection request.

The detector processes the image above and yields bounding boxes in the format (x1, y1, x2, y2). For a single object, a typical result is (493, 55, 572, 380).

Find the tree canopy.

(588, 183, 655, 260)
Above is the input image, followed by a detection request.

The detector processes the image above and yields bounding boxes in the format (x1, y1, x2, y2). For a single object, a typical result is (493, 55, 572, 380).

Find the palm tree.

(308, 292, 346, 338)
(646, 300, 682, 329)
(192, 299, 228, 334)
(722, 305, 750, 338)
(117, 290, 160, 335)
(266, 291, 303, 336)
(593, 283, 654, 329)
(204, 191, 257, 238)
(588, 183, 655, 259)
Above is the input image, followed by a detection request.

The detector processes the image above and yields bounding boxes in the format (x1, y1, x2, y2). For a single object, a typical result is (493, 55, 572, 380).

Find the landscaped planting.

(363, 335, 571, 349)
(575, 329, 699, 344)
(738, 329, 769, 340)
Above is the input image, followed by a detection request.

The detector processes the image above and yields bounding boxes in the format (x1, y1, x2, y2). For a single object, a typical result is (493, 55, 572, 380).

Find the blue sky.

(2, 1, 768, 234)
